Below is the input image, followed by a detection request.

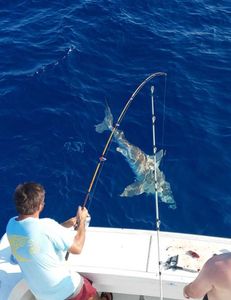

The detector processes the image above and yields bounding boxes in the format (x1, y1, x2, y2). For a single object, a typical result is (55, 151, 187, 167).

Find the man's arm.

(61, 217, 77, 228)
(183, 260, 213, 299)
(68, 207, 88, 255)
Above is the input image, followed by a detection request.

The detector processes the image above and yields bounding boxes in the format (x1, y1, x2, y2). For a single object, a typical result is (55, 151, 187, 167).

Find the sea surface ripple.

(0, 0, 230, 238)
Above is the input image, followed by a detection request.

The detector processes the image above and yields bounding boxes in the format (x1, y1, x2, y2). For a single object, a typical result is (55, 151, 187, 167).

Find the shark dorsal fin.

(150, 149, 164, 167)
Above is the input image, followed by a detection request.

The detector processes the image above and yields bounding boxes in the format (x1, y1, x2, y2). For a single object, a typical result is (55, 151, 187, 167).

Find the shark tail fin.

(95, 105, 114, 133)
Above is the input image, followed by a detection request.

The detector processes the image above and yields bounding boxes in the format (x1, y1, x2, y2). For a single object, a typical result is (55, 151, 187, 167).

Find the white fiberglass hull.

(1, 227, 231, 300)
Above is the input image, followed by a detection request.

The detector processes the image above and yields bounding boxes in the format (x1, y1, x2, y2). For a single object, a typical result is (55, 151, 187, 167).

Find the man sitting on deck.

(6, 182, 112, 300)
(183, 252, 231, 300)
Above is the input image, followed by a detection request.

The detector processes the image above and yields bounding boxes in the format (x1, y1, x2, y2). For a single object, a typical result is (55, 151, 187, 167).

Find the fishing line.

(151, 85, 163, 300)
(161, 75, 168, 149)
(65, 72, 167, 261)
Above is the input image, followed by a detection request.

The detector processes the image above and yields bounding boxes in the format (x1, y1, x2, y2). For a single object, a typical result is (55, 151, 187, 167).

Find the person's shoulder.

(39, 218, 64, 230)
(211, 253, 231, 266)
(6, 216, 18, 230)
(204, 253, 230, 271)
(7, 216, 17, 223)
(39, 218, 58, 226)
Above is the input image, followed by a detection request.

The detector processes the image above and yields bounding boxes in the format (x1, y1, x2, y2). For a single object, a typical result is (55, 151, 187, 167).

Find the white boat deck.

(1, 227, 231, 300)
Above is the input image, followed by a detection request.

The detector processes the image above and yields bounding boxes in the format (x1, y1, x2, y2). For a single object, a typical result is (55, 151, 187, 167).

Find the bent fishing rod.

(65, 72, 167, 261)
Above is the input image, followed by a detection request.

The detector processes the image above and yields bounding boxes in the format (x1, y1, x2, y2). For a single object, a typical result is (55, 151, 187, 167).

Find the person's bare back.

(184, 252, 231, 300)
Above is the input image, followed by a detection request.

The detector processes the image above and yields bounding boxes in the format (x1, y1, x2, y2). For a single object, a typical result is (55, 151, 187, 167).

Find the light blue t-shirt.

(6, 217, 81, 300)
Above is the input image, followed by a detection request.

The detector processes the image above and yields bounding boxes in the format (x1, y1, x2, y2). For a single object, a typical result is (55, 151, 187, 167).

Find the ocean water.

(0, 0, 230, 238)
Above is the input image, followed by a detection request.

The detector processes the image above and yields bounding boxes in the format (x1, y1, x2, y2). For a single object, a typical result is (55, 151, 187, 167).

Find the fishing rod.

(65, 72, 167, 261)
(151, 85, 163, 300)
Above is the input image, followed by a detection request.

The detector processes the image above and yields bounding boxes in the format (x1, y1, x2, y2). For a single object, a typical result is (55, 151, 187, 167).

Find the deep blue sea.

(0, 0, 230, 239)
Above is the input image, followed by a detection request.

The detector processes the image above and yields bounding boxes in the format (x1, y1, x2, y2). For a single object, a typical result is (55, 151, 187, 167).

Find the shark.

(95, 106, 176, 209)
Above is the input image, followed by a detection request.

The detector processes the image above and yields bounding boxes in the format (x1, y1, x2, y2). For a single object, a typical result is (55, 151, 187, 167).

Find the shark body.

(95, 106, 176, 209)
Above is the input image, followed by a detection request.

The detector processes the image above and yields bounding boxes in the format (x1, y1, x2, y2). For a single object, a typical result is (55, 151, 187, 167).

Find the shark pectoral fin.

(120, 181, 145, 197)
(159, 181, 176, 209)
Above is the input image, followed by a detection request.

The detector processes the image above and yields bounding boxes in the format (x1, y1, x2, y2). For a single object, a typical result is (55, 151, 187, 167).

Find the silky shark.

(95, 106, 176, 209)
